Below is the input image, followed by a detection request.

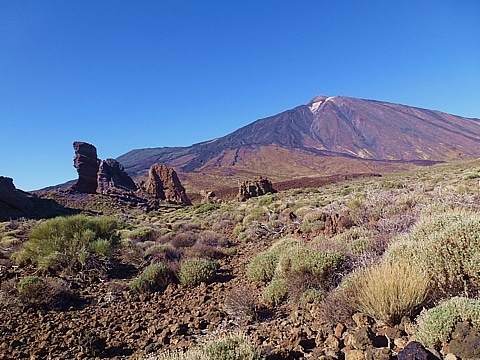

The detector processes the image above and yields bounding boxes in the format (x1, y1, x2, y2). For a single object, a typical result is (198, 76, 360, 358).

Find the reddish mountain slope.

(117, 95, 480, 191)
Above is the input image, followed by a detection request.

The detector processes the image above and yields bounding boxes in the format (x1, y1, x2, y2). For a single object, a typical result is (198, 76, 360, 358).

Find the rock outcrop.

(200, 190, 219, 204)
(72, 141, 100, 194)
(145, 164, 191, 205)
(0, 177, 35, 221)
(97, 159, 137, 194)
(237, 177, 276, 201)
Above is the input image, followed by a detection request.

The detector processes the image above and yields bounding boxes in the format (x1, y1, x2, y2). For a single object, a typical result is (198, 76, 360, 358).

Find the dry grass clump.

(352, 260, 432, 325)
(224, 286, 259, 320)
(415, 297, 480, 348)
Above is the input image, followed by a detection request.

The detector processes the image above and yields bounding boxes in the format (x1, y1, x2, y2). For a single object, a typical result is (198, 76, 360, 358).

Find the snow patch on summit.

(308, 96, 336, 114)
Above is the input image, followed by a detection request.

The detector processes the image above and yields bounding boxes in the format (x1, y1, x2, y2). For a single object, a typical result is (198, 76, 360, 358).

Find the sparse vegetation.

(5, 161, 480, 357)
(178, 258, 219, 286)
(11, 214, 120, 273)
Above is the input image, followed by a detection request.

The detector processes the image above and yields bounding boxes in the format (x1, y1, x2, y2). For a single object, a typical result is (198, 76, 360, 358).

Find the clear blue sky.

(1, 1, 479, 190)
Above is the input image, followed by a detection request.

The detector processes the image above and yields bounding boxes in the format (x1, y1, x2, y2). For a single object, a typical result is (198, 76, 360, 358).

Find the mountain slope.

(117, 95, 480, 190)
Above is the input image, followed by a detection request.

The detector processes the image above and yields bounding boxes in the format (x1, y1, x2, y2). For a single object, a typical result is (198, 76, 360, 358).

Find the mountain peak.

(307, 95, 337, 113)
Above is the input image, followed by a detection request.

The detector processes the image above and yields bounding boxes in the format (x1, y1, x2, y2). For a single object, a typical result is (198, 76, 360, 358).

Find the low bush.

(415, 297, 480, 348)
(178, 258, 219, 286)
(224, 286, 258, 320)
(300, 288, 325, 306)
(385, 210, 480, 298)
(247, 252, 279, 283)
(12, 215, 120, 273)
(353, 260, 432, 325)
(262, 278, 288, 306)
(129, 263, 172, 293)
(144, 333, 262, 360)
(171, 231, 198, 248)
(3, 276, 74, 310)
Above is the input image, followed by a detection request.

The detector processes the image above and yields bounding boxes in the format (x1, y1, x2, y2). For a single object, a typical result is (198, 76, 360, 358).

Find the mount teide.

(118, 95, 480, 192)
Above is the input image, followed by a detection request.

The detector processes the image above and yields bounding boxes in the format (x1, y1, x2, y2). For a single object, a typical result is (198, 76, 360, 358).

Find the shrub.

(268, 237, 300, 257)
(195, 203, 220, 214)
(224, 286, 258, 320)
(179, 258, 219, 286)
(415, 297, 480, 347)
(300, 289, 325, 306)
(247, 252, 279, 283)
(275, 247, 346, 284)
(385, 210, 480, 298)
(203, 334, 262, 360)
(262, 278, 288, 306)
(7, 276, 74, 310)
(12, 215, 119, 273)
(171, 231, 198, 248)
(353, 260, 432, 325)
(144, 333, 261, 360)
(129, 263, 172, 293)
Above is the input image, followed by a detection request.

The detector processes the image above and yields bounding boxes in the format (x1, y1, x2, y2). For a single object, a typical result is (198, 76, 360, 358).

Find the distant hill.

(117, 95, 480, 192)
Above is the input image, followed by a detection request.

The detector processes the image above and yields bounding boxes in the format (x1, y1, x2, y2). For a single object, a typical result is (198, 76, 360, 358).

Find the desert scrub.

(353, 260, 432, 325)
(300, 210, 326, 234)
(262, 278, 288, 306)
(4, 276, 74, 310)
(385, 209, 480, 297)
(300, 288, 325, 306)
(12, 215, 120, 272)
(268, 236, 300, 257)
(275, 246, 346, 283)
(144, 333, 262, 360)
(129, 263, 172, 293)
(331, 227, 375, 256)
(179, 258, 219, 286)
(415, 297, 480, 347)
(247, 252, 279, 282)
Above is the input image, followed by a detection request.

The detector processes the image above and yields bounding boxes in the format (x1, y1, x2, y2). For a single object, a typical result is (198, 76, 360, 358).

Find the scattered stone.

(448, 321, 480, 360)
(397, 341, 440, 360)
(344, 349, 365, 360)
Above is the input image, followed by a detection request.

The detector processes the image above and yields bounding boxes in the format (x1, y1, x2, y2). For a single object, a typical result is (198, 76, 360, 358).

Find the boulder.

(71, 141, 100, 194)
(145, 164, 191, 205)
(397, 341, 440, 360)
(97, 159, 137, 194)
(200, 190, 219, 204)
(237, 177, 276, 201)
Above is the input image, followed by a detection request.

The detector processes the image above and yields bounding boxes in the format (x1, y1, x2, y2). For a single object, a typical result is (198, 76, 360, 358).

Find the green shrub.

(12, 215, 119, 273)
(195, 203, 220, 214)
(385, 210, 480, 297)
(300, 289, 325, 306)
(179, 258, 219, 286)
(275, 247, 346, 281)
(203, 334, 262, 360)
(415, 297, 480, 347)
(262, 278, 288, 306)
(247, 252, 279, 282)
(353, 260, 432, 325)
(268, 237, 300, 257)
(129, 263, 172, 293)
(144, 333, 262, 360)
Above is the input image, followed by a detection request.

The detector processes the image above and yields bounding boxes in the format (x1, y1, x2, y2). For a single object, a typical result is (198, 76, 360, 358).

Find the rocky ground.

(0, 230, 466, 360)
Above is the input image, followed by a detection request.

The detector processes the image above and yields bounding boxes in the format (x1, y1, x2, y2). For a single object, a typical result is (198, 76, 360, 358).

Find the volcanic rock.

(145, 164, 191, 205)
(0, 176, 35, 221)
(237, 177, 276, 201)
(71, 141, 100, 194)
(97, 159, 137, 194)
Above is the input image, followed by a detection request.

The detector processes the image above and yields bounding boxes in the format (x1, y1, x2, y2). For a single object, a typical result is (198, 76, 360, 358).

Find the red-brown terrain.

(117, 95, 480, 193)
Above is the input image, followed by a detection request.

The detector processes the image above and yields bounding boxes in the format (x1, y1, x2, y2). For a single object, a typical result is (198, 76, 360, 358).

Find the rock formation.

(237, 177, 276, 201)
(0, 176, 35, 221)
(71, 141, 100, 194)
(200, 190, 219, 204)
(97, 159, 137, 194)
(145, 164, 191, 205)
